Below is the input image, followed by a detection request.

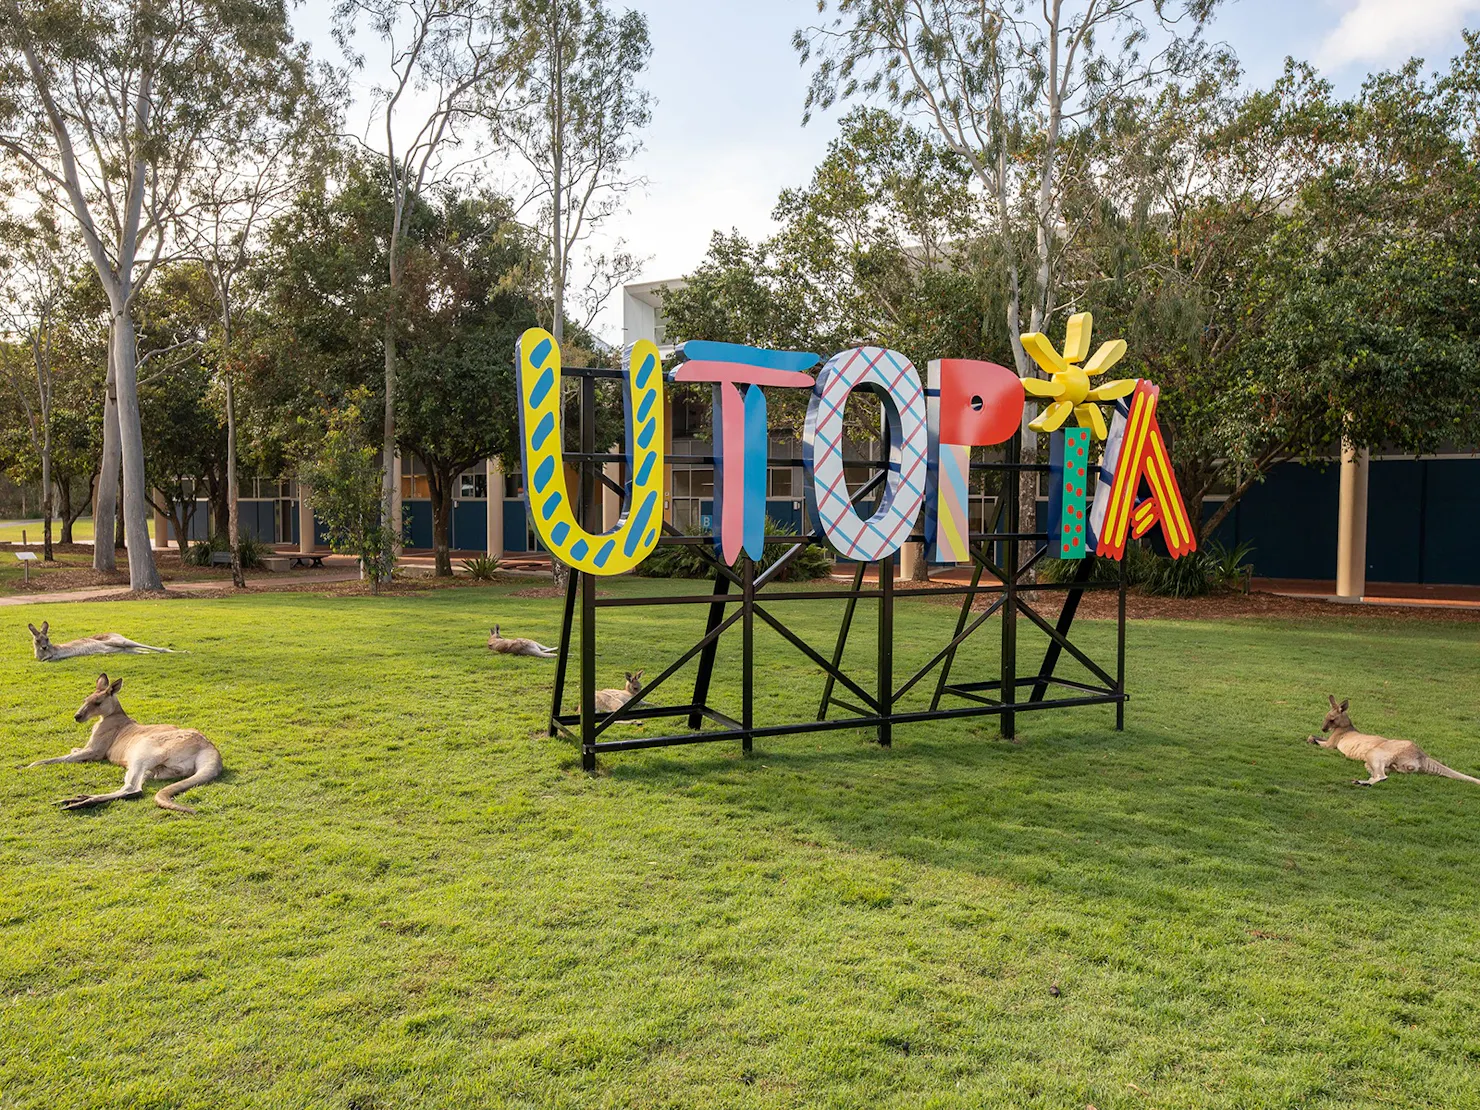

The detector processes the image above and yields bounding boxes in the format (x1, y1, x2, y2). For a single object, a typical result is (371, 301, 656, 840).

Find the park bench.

(290, 554, 325, 569)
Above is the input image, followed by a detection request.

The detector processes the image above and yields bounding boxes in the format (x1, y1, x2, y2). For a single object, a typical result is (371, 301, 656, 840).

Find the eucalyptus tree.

(0, 0, 317, 589)
(0, 211, 85, 561)
(182, 62, 335, 586)
(795, 0, 1221, 553)
(504, 0, 652, 345)
(333, 0, 526, 538)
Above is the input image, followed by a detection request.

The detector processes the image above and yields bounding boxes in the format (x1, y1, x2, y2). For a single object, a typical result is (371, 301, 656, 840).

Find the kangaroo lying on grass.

(26, 674, 223, 814)
(29, 621, 172, 662)
(594, 671, 644, 714)
(1308, 695, 1480, 787)
(488, 624, 557, 658)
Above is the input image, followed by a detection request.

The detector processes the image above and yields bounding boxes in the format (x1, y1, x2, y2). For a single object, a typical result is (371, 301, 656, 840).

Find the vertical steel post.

(687, 568, 732, 729)
(1001, 432, 1021, 740)
(742, 555, 754, 753)
(580, 372, 598, 772)
(549, 566, 578, 736)
(818, 561, 867, 720)
(1116, 545, 1128, 732)
(877, 552, 893, 747)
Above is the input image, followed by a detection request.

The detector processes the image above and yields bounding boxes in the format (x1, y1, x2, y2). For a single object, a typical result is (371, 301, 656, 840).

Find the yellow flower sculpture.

(1018, 312, 1136, 441)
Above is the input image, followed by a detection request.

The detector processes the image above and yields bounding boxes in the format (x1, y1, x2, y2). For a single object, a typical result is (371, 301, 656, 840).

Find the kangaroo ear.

(1328, 694, 1338, 709)
(109, 678, 123, 695)
(1340, 699, 1349, 712)
(27, 623, 39, 636)
(96, 673, 110, 691)
(634, 670, 643, 680)
(41, 621, 48, 635)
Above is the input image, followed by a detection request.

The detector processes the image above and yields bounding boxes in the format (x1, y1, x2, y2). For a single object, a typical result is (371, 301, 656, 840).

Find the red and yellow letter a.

(1088, 381, 1198, 560)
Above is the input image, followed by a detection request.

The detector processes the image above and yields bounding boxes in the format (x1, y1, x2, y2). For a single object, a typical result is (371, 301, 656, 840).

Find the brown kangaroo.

(29, 621, 172, 662)
(488, 624, 557, 658)
(26, 674, 223, 813)
(1307, 695, 1480, 787)
(594, 671, 644, 714)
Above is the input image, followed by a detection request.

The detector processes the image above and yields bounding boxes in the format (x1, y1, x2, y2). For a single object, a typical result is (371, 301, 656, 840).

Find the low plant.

(759, 518, 833, 582)
(183, 532, 269, 570)
(1143, 548, 1215, 598)
(1037, 541, 1159, 587)
(461, 555, 502, 581)
(183, 538, 216, 567)
(234, 534, 270, 570)
(633, 517, 833, 581)
(1206, 539, 1256, 592)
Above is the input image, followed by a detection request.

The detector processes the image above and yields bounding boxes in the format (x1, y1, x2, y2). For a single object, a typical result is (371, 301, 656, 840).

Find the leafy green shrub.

(1205, 539, 1256, 591)
(461, 555, 502, 580)
(184, 538, 216, 567)
(633, 517, 833, 581)
(298, 389, 398, 593)
(1037, 541, 1158, 586)
(184, 532, 268, 570)
(235, 534, 270, 570)
(760, 518, 833, 582)
(1143, 548, 1215, 598)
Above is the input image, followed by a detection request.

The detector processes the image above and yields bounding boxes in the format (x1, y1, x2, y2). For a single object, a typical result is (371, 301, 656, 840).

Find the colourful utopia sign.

(515, 314, 1197, 576)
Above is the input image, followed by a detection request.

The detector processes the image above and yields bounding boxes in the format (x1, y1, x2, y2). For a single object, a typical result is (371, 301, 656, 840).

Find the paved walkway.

(1255, 578, 1480, 611)
(0, 568, 364, 607)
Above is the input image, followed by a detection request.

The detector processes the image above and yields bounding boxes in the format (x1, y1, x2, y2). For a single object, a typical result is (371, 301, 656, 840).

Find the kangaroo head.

(75, 673, 123, 723)
(625, 670, 644, 695)
(1321, 694, 1352, 734)
(27, 621, 51, 658)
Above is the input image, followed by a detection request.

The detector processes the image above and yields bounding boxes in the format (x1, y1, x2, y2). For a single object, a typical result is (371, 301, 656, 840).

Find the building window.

(459, 473, 488, 499)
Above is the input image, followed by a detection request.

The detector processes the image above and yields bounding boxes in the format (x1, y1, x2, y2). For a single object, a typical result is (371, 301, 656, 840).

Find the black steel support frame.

(545, 368, 1129, 771)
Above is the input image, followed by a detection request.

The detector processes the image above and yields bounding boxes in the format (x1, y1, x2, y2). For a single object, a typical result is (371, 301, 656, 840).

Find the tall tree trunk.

(381, 315, 400, 552)
(57, 476, 74, 543)
(40, 434, 53, 563)
(209, 473, 230, 537)
(225, 369, 245, 588)
(429, 466, 453, 577)
(115, 469, 126, 549)
(112, 312, 162, 590)
(94, 341, 120, 571)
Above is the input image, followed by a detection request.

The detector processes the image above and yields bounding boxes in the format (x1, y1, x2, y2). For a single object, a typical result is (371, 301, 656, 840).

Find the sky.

(291, 0, 1480, 342)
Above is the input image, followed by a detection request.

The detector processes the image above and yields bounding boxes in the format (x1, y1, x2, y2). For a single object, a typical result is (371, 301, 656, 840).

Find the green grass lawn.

(0, 517, 154, 544)
(2, 580, 1479, 1109)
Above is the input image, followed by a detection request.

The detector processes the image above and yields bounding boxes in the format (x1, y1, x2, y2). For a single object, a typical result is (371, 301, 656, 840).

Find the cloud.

(1315, 0, 1480, 71)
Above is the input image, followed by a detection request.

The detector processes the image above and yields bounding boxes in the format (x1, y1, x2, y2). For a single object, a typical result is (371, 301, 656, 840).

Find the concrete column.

(298, 485, 315, 554)
(900, 541, 927, 582)
(1336, 441, 1369, 600)
(486, 458, 504, 558)
(603, 444, 622, 531)
(151, 495, 170, 551)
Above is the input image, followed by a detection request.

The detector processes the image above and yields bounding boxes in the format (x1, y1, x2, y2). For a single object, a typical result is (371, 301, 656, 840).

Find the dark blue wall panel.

(503, 500, 529, 552)
(405, 500, 433, 549)
(452, 501, 486, 551)
(1423, 461, 1480, 585)
(1366, 461, 1423, 583)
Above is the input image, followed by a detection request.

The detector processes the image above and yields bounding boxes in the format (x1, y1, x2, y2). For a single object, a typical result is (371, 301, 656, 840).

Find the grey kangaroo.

(29, 621, 172, 662)
(26, 674, 223, 814)
(488, 624, 557, 658)
(1307, 695, 1480, 787)
(594, 671, 644, 714)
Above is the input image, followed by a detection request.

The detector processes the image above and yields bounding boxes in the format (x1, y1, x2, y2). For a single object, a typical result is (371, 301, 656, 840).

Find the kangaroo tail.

(1423, 757, 1480, 785)
(154, 751, 223, 814)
